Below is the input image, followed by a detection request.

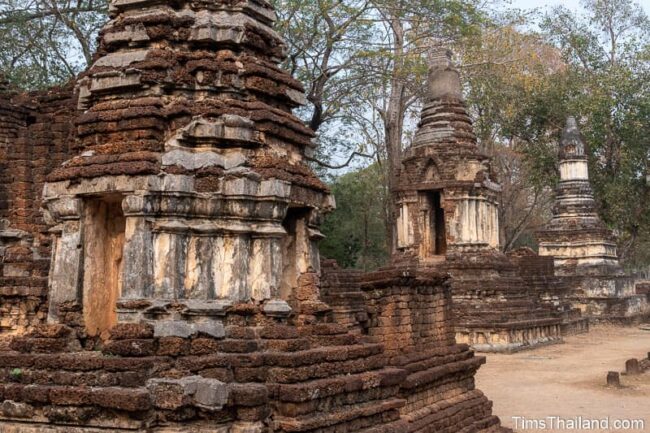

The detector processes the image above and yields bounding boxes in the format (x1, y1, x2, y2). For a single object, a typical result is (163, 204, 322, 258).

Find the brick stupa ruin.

(537, 117, 650, 322)
(390, 49, 570, 352)
(0, 1, 510, 432)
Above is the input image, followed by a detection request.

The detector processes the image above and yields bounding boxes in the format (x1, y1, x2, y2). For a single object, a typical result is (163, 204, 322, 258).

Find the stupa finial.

(427, 47, 463, 100)
(560, 116, 586, 158)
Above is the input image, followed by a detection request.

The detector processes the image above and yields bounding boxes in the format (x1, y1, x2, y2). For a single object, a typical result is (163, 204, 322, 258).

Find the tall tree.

(274, 0, 488, 251)
(460, 23, 566, 251)
(319, 163, 389, 269)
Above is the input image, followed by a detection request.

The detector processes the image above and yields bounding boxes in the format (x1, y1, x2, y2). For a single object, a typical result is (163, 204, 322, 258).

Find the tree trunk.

(383, 14, 406, 253)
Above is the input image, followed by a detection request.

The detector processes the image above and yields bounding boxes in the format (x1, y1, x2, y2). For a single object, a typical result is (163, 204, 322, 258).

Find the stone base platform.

(559, 316, 590, 336)
(0, 312, 410, 433)
(455, 322, 563, 353)
(576, 294, 650, 325)
(320, 263, 512, 432)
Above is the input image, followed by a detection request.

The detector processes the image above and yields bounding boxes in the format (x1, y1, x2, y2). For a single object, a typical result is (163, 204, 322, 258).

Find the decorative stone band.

(539, 239, 619, 270)
(447, 196, 500, 250)
(559, 159, 589, 181)
(42, 174, 323, 330)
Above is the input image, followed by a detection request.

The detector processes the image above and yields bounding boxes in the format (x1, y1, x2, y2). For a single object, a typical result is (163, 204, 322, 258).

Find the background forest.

(1, 0, 648, 271)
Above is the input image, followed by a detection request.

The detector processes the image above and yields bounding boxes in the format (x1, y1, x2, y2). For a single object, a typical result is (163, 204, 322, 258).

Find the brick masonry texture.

(0, 82, 78, 341)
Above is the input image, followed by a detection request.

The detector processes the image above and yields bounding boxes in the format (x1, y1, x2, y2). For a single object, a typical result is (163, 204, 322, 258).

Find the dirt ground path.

(475, 325, 650, 432)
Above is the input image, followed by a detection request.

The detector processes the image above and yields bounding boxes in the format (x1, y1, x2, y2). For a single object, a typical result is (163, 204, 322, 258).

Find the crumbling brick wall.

(320, 264, 506, 432)
(360, 267, 501, 432)
(0, 85, 77, 338)
(507, 249, 589, 335)
(360, 269, 455, 358)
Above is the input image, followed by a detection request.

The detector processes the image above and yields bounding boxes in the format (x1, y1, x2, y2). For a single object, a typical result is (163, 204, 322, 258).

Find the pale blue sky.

(507, 0, 650, 13)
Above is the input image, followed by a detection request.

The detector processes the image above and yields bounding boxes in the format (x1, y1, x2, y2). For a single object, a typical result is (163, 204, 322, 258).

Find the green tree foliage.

(456, 0, 650, 268)
(0, 0, 107, 89)
(319, 164, 389, 270)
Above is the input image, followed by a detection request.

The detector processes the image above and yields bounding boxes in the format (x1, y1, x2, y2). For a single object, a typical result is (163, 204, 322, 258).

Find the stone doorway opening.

(82, 196, 125, 338)
(423, 191, 446, 256)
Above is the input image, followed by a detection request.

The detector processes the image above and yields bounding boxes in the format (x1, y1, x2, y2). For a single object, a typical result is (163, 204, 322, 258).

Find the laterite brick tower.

(0, 1, 509, 432)
(393, 49, 562, 352)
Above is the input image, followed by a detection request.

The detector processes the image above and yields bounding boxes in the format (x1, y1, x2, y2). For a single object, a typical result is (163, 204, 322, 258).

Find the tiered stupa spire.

(412, 48, 476, 149)
(537, 117, 619, 275)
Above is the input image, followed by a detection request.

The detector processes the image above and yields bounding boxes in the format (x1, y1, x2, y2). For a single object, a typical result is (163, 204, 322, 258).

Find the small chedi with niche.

(387, 48, 567, 352)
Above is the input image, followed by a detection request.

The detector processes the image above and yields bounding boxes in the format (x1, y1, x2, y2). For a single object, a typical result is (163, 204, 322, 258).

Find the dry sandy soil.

(476, 325, 650, 433)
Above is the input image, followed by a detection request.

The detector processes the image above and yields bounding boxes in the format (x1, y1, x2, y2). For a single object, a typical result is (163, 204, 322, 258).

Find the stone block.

(90, 71, 141, 92)
(607, 371, 621, 387)
(157, 337, 190, 356)
(230, 384, 268, 407)
(147, 376, 229, 410)
(91, 387, 151, 411)
(1, 400, 34, 418)
(262, 299, 292, 318)
(625, 359, 640, 375)
(26, 324, 72, 339)
(182, 299, 232, 316)
(108, 323, 154, 340)
(102, 339, 156, 357)
(147, 378, 190, 410)
(103, 24, 150, 44)
(194, 378, 229, 409)
(194, 321, 225, 339)
(153, 320, 193, 338)
(93, 50, 149, 68)
(231, 422, 265, 433)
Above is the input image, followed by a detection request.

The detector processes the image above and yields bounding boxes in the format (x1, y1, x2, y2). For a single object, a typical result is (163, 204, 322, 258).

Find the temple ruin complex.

(0, 0, 510, 432)
(0, 0, 647, 430)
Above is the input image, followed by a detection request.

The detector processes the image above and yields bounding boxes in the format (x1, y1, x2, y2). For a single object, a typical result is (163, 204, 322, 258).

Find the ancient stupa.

(537, 117, 649, 322)
(0, 1, 510, 432)
(392, 49, 563, 352)
(537, 117, 619, 274)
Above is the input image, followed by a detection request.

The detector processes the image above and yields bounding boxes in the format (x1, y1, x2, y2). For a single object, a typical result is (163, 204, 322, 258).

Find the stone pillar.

(46, 197, 83, 322)
(153, 231, 188, 299)
(184, 235, 212, 300)
(209, 235, 251, 302)
(121, 195, 154, 299)
(249, 236, 283, 302)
